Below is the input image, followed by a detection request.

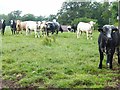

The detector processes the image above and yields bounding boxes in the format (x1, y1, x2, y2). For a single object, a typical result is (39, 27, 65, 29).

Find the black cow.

(0, 20, 6, 35)
(46, 22, 62, 36)
(71, 24, 77, 33)
(67, 24, 77, 33)
(98, 25, 120, 69)
(10, 20, 16, 35)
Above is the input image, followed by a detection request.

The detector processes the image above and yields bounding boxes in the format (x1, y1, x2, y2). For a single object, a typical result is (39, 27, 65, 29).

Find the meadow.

(1, 27, 120, 88)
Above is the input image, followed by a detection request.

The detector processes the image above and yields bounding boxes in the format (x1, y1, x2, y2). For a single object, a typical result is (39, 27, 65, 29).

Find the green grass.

(2, 27, 120, 88)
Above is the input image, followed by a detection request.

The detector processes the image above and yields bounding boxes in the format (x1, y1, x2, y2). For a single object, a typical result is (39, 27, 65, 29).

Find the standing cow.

(10, 20, 16, 35)
(40, 21, 47, 36)
(25, 21, 40, 38)
(98, 25, 120, 69)
(0, 19, 6, 35)
(77, 21, 95, 39)
(16, 20, 22, 34)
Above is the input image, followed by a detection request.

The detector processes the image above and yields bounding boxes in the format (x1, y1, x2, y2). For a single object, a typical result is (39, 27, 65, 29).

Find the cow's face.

(98, 25, 118, 40)
(89, 21, 95, 27)
(10, 20, 13, 24)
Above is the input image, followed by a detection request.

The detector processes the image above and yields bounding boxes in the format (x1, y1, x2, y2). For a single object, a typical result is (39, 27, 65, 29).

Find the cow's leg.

(28, 29, 30, 34)
(117, 47, 120, 64)
(11, 29, 13, 35)
(51, 29, 54, 35)
(56, 29, 58, 34)
(47, 29, 49, 36)
(38, 31, 40, 38)
(34, 29, 37, 38)
(76, 29, 80, 38)
(2, 28, 5, 35)
(90, 31, 92, 40)
(106, 55, 110, 67)
(14, 29, 16, 35)
(26, 28, 28, 36)
(86, 31, 89, 40)
(109, 49, 115, 69)
(98, 48, 104, 69)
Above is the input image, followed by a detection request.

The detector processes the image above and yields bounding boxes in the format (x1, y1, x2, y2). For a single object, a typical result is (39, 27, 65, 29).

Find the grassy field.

(1, 27, 120, 88)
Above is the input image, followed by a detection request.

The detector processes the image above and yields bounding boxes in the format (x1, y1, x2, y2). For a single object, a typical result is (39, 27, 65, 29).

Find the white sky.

(0, 0, 65, 17)
(0, 0, 117, 17)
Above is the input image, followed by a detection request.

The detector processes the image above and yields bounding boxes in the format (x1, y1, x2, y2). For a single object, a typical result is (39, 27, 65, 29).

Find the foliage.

(21, 14, 36, 21)
(57, 1, 118, 26)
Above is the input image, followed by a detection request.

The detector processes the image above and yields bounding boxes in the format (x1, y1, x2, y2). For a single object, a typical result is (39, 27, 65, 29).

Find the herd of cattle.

(0, 19, 120, 69)
(0, 19, 96, 39)
(0, 20, 63, 38)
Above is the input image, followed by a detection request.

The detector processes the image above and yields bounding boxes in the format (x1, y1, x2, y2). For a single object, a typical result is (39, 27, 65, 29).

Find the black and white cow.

(46, 21, 62, 36)
(10, 20, 17, 35)
(98, 25, 120, 69)
(67, 24, 77, 32)
(0, 19, 6, 35)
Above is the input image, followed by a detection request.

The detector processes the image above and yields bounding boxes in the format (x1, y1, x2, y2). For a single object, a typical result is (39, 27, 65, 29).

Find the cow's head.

(89, 21, 96, 27)
(10, 20, 13, 24)
(98, 25, 118, 53)
(98, 25, 118, 40)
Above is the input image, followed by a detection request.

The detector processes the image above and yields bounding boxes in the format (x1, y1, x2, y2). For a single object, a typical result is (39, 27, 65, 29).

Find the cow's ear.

(112, 28, 118, 31)
(98, 28, 103, 32)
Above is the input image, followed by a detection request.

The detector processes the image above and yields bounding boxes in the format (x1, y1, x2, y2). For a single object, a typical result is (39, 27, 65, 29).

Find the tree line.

(57, 1, 118, 27)
(0, 1, 118, 27)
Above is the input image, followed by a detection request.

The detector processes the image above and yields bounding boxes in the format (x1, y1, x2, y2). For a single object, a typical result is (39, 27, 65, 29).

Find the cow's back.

(77, 22, 91, 31)
(26, 21, 37, 30)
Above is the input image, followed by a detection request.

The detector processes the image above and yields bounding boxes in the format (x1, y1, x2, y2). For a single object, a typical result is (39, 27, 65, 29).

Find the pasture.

(1, 27, 120, 88)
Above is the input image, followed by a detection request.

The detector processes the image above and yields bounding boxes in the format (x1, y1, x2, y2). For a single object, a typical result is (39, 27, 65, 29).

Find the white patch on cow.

(10, 20, 13, 24)
(105, 25, 112, 38)
(1, 19, 4, 23)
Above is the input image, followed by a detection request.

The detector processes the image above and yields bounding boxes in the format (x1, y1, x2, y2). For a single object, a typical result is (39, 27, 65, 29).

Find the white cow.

(25, 21, 40, 38)
(77, 21, 95, 40)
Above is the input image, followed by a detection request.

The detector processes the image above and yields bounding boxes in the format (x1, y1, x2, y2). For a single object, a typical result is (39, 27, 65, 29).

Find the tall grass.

(2, 27, 120, 88)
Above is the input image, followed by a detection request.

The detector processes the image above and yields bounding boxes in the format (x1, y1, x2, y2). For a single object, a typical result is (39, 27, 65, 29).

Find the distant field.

(1, 27, 120, 88)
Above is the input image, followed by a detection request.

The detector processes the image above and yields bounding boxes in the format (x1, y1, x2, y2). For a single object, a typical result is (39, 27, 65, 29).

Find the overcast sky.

(0, 0, 117, 17)
(0, 0, 65, 16)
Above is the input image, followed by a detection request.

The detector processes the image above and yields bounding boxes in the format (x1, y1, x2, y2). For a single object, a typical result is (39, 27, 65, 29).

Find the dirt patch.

(2, 79, 21, 88)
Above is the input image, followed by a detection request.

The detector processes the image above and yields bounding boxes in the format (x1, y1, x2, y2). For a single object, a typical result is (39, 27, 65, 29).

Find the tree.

(8, 10, 22, 20)
(21, 14, 36, 21)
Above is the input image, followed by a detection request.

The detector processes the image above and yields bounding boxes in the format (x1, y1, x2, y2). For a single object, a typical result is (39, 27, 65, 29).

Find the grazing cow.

(98, 25, 120, 69)
(77, 21, 95, 39)
(25, 21, 40, 38)
(10, 20, 16, 35)
(0, 19, 6, 35)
